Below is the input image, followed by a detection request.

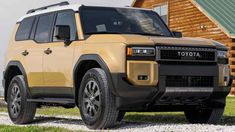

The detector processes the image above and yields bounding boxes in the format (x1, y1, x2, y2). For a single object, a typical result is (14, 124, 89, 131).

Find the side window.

(30, 17, 39, 39)
(153, 3, 168, 25)
(53, 10, 77, 41)
(15, 17, 35, 41)
(35, 13, 54, 43)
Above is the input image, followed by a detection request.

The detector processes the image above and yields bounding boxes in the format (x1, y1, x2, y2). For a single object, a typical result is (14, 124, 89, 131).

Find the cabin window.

(16, 17, 36, 41)
(35, 13, 54, 43)
(153, 3, 168, 25)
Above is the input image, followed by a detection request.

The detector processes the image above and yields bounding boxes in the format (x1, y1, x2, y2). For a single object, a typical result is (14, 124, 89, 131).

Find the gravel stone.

(0, 112, 235, 132)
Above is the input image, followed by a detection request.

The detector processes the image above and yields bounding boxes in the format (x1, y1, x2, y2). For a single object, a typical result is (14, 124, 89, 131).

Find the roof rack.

(27, 1, 69, 14)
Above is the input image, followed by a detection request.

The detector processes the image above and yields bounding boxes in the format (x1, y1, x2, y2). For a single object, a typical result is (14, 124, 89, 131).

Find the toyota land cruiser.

(2, 2, 232, 129)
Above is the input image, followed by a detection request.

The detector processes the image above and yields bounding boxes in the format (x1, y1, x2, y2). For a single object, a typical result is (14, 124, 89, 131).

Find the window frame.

(30, 16, 39, 40)
(152, 2, 169, 25)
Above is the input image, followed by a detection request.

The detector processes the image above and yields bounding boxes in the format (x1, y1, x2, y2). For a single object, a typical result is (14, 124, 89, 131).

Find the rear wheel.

(79, 68, 120, 129)
(184, 107, 224, 124)
(7, 75, 36, 124)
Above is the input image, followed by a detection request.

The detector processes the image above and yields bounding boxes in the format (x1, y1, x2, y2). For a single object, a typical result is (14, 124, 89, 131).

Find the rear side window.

(35, 13, 54, 43)
(15, 17, 35, 41)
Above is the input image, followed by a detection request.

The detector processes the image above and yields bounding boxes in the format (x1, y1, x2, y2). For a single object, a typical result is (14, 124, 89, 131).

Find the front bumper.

(111, 64, 232, 111)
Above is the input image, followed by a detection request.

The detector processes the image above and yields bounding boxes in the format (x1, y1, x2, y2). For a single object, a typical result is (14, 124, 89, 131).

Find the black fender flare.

(73, 54, 118, 99)
(3, 61, 28, 101)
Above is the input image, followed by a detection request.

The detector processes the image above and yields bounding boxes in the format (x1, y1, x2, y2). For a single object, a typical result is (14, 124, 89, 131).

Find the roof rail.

(27, 1, 69, 14)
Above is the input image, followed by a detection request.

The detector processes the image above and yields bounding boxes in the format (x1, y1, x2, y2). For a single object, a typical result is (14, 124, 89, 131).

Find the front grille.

(166, 76, 213, 87)
(156, 46, 216, 62)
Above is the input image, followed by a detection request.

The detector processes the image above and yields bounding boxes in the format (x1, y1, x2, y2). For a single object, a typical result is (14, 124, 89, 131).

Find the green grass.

(0, 125, 74, 132)
(0, 107, 7, 113)
(224, 97, 235, 116)
(0, 106, 80, 116)
(36, 107, 80, 116)
(1, 97, 235, 125)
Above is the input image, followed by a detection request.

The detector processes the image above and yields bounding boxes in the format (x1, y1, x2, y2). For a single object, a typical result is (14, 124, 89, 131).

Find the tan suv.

(2, 2, 233, 129)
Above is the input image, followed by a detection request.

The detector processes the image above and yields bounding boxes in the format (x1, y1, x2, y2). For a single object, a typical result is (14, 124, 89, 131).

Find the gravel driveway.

(0, 112, 235, 132)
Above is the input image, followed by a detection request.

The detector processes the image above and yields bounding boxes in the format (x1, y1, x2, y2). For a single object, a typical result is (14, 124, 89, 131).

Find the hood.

(85, 34, 154, 45)
(85, 34, 227, 49)
(150, 37, 215, 47)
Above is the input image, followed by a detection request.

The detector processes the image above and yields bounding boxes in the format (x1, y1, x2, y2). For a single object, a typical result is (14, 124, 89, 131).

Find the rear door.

(14, 16, 45, 88)
(42, 10, 77, 97)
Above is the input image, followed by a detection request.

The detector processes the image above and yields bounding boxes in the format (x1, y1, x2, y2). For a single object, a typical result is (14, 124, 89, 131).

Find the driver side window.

(53, 10, 77, 42)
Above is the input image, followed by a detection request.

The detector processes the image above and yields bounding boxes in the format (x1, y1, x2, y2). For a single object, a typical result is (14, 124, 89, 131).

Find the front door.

(42, 10, 78, 97)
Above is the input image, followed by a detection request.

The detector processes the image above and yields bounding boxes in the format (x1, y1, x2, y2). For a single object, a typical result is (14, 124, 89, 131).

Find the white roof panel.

(17, 4, 81, 22)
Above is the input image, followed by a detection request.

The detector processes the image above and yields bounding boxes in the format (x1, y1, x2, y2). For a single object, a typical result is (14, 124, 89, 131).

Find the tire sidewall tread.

(7, 75, 36, 124)
(79, 68, 119, 129)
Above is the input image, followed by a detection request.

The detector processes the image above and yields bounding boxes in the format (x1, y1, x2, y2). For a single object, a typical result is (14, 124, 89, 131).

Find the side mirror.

(55, 25, 71, 45)
(172, 31, 182, 38)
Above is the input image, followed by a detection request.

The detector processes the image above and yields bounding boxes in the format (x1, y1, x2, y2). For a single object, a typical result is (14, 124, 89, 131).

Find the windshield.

(80, 7, 172, 37)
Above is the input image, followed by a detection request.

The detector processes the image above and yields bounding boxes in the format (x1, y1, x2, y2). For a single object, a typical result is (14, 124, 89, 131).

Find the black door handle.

(44, 48, 52, 55)
(22, 50, 29, 56)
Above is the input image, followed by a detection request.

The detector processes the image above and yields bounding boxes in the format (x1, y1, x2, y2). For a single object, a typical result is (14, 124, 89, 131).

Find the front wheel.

(79, 68, 120, 129)
(184, 107, 224, 124)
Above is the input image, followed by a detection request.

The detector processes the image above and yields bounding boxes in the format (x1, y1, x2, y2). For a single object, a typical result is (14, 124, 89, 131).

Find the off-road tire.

(7, 75, 36, 124)
(79, 68, 120, 129)
(184, 107, 224, 124)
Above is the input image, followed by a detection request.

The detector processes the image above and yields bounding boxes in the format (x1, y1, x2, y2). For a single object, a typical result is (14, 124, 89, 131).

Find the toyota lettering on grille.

(177, 51, 201, 58)
(156, 46, 216, 62)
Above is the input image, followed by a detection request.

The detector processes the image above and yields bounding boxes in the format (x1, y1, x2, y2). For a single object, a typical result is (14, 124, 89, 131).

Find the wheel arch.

(3, 61, 28, 102)
(73, 54, 116, 106)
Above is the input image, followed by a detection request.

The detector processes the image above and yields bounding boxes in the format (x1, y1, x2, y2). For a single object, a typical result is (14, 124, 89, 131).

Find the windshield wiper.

(86, 31, 165, 36)
(86, 31, 122, 34)
(130, 32, 165, 36)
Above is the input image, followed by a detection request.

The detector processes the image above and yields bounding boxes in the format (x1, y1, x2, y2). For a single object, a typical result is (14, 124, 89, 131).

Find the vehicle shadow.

(124, 113, 187, 124)
(221, 116, 235, 125)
